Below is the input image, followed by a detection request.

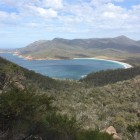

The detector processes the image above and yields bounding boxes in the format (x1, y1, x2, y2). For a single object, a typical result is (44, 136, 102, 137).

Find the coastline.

(0, 52, 133, 79)
(5, 52, 133, 69)
(73, 57, 133, 69)
(12, 52, 61, 60)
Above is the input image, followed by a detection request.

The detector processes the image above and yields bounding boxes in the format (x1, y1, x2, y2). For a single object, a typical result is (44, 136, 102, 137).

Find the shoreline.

(12, 52, 61, 60)
(2, 52, 133, 69)
(73, 58, 133, 69)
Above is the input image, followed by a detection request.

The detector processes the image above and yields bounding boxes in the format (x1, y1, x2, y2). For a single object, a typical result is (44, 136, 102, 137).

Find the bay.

(0, 53, 124, 80)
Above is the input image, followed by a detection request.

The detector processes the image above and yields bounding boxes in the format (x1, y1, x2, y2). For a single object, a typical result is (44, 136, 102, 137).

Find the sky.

(0, 0, 140, 49)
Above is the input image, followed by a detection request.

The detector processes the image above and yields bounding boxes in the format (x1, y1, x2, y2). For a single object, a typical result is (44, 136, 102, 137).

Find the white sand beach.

(73, 57, 133, 69)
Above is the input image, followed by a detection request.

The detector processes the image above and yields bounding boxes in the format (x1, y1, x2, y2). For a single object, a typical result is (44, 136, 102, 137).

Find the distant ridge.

(13, 36, 140, 60)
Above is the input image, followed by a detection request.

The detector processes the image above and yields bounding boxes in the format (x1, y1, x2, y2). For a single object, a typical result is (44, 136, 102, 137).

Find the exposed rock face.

(137, 109, 140, 117)
(103, 126, 122, 140)
(14, 81, 25, 90)
(112, 134, 122, 140)
(105, 126, 117, 135)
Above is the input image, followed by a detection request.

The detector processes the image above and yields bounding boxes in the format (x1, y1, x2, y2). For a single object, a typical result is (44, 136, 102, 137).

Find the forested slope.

(0, 56, 140, 140)
(0, 57, 114, 140)
(80, 67, 140, 86)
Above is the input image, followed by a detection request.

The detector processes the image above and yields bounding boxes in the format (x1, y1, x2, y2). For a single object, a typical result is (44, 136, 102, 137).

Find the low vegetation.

(16, 36, 140, 63)
(80, 67, 140, 86)
(0, 56, 140, 140)
(0, 57, 113, 140)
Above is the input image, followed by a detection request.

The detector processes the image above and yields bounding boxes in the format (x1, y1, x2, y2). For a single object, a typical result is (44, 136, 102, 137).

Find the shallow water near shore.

(0, 53, 125, 80)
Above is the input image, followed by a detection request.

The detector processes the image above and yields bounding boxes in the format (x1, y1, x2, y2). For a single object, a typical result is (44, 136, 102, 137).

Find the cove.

(0, 53, 126, 80)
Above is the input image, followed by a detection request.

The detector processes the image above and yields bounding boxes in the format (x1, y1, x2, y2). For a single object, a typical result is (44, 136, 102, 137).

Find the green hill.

(80, 67, 140, 86)
(0, 57, 140, 140)
(15, 36, 140, 62)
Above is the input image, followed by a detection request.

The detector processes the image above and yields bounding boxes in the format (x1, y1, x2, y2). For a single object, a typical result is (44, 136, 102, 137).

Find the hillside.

(0, 56, 78, 92)
(0, 56, 140, 140)
(15, 36, 140, 61)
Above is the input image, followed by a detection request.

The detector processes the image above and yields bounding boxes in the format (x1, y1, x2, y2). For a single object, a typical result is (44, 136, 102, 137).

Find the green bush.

(81, 67, 140, 86)
(0, 87, 53, 140)
(31, 112, 80, 140)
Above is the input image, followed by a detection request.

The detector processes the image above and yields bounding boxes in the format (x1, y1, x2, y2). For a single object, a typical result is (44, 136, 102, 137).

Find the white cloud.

(103, 12, 116, 18)
(90, 0, 124, 6)
(59, 2, 129, 26)
(42, 0, 63, 9)
(0, 0, 17, 5)
(0, 11, 18, 26)
(0, 1, 137, 27)
(26, 5, 58, 18)
(25, 22, 39, 28)
(38, 8, 57, 18)
(0, 11, 10, 18)
(0, 0, 140, 41)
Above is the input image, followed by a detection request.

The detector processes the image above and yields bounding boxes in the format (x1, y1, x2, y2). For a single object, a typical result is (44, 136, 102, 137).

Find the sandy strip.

(11, 52, 133, 69)
(73, 58, 133, 69)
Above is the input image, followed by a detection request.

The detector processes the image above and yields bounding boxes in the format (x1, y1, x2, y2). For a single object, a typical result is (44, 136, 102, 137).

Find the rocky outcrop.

(102, 126, 122, 140)
(137, 109, 140, 117)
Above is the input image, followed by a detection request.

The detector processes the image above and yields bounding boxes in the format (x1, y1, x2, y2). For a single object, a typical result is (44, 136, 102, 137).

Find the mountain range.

(14, 35, 140, 60)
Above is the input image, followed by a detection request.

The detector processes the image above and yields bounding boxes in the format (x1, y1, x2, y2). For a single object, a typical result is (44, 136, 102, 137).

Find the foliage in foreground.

(127, 122, 140, 139)
(80, 67, 140, 86)
(0, 87, 113, 140)
(76, 129, 113, 140)
(1, 56, 140, 139)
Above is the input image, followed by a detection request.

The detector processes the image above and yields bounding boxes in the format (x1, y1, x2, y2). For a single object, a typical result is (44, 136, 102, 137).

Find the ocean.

(0, 53, 124, 80)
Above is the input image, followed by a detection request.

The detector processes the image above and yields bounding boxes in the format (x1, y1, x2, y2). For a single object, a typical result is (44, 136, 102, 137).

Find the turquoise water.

(0, 53, 124, 80)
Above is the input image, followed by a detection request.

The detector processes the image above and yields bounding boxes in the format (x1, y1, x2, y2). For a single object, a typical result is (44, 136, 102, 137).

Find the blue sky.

(0, 0, 140, 48)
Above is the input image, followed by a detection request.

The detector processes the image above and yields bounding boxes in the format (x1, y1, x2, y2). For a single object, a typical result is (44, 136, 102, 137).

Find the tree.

(0, 64, 25, 91)
(0, 87, 53, 140)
